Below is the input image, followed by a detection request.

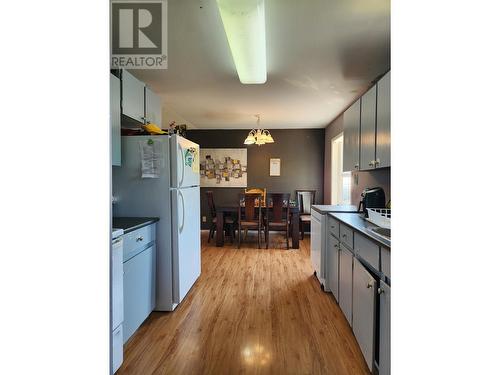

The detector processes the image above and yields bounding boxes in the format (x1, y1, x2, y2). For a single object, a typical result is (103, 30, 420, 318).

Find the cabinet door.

(360, 85, 377, 170)
(110, 74, 121, 166)
(123, 245, 155, 342)
(376, 71, 390, 168)
(145, 87, 162, 125)
(379, 280, 391, 375)
(338, 243, 353, 325)
(111, 237, 123, 330)
(121, 70, 145, 123)
(327, 233, 340, 301)
(352, 257, 376, 372)
(343, 99, 361, 172)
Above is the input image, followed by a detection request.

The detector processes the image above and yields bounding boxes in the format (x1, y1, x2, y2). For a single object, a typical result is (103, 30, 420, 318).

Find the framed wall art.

(270, 158, 281, 176)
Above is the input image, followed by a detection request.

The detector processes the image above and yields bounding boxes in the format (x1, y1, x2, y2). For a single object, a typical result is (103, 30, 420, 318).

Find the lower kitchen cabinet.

(327, 233, 340, 301)
(378, 280, 391, 375)
(123, 244, 156, 342)
(352, 257, 377, 372)
(338, 243, 353, 326)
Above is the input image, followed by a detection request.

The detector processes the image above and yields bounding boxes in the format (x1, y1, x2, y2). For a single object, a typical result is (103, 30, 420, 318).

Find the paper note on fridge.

(140, 139, 164, 178)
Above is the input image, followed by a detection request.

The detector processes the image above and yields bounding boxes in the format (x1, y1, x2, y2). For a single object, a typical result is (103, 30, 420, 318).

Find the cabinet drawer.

(354, 233, 380, 271)
(123, 224, 155, 262)
(328, 216, 340, 239)
(339, 223, 354, 248)
(381, 247, 391, 279)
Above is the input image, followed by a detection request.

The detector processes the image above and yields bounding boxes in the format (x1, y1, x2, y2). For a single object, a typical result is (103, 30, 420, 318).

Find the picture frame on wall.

(270, 158, 281, 176)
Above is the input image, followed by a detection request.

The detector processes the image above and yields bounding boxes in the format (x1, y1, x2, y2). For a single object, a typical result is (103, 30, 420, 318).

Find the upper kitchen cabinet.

(360, 85, 377, 170)
(342, 71, 391, 171)
(342, 99, 361, 172)
(122, 70, 145, 124)
(376, 71, 391, 168)
(145, 87, 162, 125)
(110, 74, 121, 166)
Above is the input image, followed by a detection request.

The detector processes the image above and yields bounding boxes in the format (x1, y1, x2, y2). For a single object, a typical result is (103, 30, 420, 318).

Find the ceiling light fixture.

(244, 115, 274, 146)
(216, 0, 267, 84)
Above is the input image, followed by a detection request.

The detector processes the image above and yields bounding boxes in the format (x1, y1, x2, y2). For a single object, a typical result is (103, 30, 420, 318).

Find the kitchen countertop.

(311, 204, 359, 214)
(113, 217, 159, 234)
(112, 228, 124, 239)
(328, 212, 391, 249)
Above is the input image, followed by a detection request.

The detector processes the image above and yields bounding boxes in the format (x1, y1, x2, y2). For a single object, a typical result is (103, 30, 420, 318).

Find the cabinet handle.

(342, 234, 346, 238)
(378, 287, 385, 295)
(367, 282, 374, 289)
(136, 236, 144, 242)
(354, 164, 359, 169)
(375, 159, 380, 165)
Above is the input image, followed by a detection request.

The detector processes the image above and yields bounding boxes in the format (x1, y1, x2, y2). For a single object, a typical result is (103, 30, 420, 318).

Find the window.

(331, 134, 351, 205)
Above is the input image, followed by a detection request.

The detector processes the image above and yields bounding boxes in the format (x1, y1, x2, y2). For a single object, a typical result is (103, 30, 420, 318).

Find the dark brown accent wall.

(187, 129, 325, 229)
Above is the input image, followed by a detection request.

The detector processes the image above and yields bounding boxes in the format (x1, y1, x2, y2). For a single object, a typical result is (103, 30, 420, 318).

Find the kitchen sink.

(369, 226, 391, 239)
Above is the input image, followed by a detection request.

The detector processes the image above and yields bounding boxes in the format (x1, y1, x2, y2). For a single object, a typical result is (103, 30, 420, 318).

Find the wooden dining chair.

(206, 191, 236, 243)
(238, 193, 263, 249)
(265, 193, 291, 249)
(243, 188, 266, 238)
(296, 189, 316, 240)
(245, 188, 266, 205)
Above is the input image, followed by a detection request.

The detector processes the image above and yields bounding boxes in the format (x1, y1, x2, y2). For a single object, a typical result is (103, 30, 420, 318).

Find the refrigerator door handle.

(178, 190, 185, 233)
(178, 142, 185, 187)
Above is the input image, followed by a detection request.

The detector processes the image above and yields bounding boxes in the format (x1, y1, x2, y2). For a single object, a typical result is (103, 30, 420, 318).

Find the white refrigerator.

(113, 135, 201, 311)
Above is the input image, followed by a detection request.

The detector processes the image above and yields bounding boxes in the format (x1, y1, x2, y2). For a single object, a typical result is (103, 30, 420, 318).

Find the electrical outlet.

(202, 216, 206, 223)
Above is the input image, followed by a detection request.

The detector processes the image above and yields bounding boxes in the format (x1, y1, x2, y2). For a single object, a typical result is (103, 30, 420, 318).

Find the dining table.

(215, 204, 300, 249)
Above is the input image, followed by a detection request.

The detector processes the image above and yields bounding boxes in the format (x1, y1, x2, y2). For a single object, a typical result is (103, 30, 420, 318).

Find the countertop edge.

(311, 205, 359, 214)
(113, 217, 160, 234)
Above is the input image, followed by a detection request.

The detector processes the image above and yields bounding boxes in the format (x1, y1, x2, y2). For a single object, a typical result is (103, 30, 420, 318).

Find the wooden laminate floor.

(118, 232, 370, 375)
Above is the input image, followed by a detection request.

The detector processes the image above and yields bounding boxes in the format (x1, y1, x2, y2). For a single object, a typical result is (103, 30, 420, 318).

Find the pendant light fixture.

(244, 115, 274, 146)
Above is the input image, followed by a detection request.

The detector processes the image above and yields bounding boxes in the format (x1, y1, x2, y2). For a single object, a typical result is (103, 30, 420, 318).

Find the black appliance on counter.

(358, 187, 386, 216)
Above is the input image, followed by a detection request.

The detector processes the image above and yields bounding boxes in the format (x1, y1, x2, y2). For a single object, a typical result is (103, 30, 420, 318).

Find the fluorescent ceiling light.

(216, 0, 267, 84)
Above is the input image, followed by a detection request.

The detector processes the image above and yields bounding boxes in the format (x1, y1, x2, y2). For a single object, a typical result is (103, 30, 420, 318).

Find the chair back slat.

(206, 191, 217, 218)
(267, 193, 290, 223)
(240, 193, 261, 221)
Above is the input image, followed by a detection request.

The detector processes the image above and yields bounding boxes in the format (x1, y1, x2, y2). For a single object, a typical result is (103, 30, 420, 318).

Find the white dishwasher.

(111, 231, 124, 373)
(311, 209, 325, 289)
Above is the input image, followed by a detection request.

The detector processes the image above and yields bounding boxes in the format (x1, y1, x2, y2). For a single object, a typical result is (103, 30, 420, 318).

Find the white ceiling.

(130, 0, 390, 129)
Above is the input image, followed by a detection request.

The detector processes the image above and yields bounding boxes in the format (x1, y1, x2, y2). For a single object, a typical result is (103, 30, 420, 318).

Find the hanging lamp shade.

(244, 133, 256, 144)
(243, 115, 273, 146)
